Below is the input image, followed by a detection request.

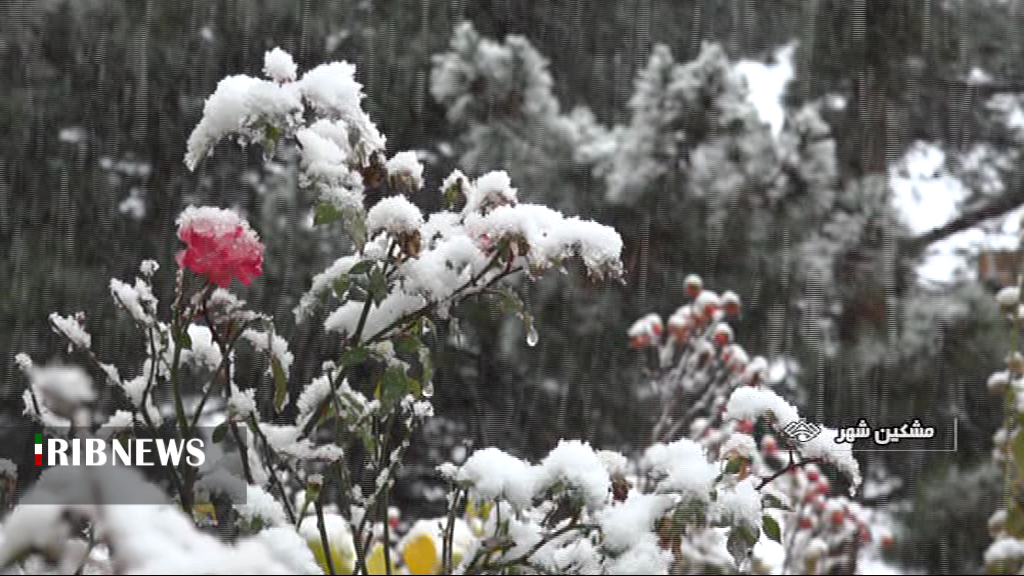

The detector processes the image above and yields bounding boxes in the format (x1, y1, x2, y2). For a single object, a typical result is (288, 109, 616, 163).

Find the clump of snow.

(720, 433, 757, 459)
(243, 328, 294, 378)
(324, 291, 426, 340)
(295, 127, 364, 204)
(597, 450, 629, 477)
(299, 62, 363, 120)
(603, 533, 672, 574)
(628, 313, 663, 339)
(0, 466, 321, 573)
(464, 171, 517, 214)
(258, 423, 345, 462)
(236, 484, 288, 527)
(998, 286, 1020, 308)
(366, 195, 424, 236)
(227, 384, 257, 420)
(386, 151, 425, 190)
(987, 537, 1024, 561)
(597, 493, 675, 552)
(455, 447, 540, 509)
(110, 277, 158, 325)
(99, 410, 136, 437)
(49, 312, 91, 350)
(710, 478, 761, 530)
(296, 374, 334, 420)
(968, 66, 993, 85)
(294, 255, 360, 322)
(725, 386, 861, 492)
(22, 362, 95, 417)
(644, 438, 718, 498)
(464, 203, 623, 278)
(398, 235, 488, 301)
(990, 371, 1011, 393)
(176, 324, 223, 373)
(176, 205, 256, 239)
(263, 47, 297, 83)
(539, 440, 611, 510)
(185, 75, 302, 170)
(139, 259, 159, 276)
(725, 386, 799, 425)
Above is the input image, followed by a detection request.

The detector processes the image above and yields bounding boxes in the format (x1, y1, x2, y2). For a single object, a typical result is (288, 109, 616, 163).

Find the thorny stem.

(1001, 242, 1024, 522)
(77, 301, 187, 512)
(140, 323, 187, 511)
(381, 488, 392, 576)
(355, 412, 416, 575)
(379, 414, 396, 576)
(302, 241, 398, 440)
(191, 312, 250, 430)
(442, 487, 466, 574)
(478, 523, 600, 573)
(200, 296, 255, 488)
(301, 256, 520, 440)
(248, 414, 298, 524)
(169, 275, 203, 441)
(756, 457, 821, 491)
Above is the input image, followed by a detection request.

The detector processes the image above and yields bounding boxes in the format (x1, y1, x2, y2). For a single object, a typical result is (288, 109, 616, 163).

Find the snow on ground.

(890, 140, 1021, 284)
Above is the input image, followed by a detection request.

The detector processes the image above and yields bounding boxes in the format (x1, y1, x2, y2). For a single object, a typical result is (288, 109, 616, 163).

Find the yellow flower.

(366, 542, 396, 575)
(399, 518, 474, 574)
(300, 513, 356, 575)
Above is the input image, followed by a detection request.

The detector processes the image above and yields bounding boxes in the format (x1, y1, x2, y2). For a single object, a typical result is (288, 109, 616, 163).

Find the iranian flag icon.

(34, 433, 42, 466)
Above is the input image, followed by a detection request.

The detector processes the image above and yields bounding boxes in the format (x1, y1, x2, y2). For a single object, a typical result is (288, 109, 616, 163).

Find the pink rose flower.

(176, 206, 264, 287)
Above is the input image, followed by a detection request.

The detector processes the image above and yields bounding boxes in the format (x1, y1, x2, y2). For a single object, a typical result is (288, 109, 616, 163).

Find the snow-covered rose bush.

(427, 276, 873, 574)
(984, 271, 1024, 574)
(1, 47, 622, 575)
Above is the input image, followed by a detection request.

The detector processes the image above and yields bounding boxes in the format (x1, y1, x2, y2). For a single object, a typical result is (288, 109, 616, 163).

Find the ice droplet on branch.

(526, 324, 539, 347)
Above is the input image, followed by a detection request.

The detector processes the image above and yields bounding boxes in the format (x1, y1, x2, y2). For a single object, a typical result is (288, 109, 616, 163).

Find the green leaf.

(762, 515, 781, 543)
(314, 201, 343, 226)
(212, 422, 229, 443)
(393, 334, 421, 356)
(345, 214, 367, 252)
(761, 493, 791, 511)
(348, 260, 374, 276)
(726, 524, 758, 567)
(368, 268, 388, 306)
(178, 329, 193, 351)
(419, 347, 434, 391)
(333, 275, 351, 300)
(1008, 503, 1024, 538)
(673, 497, 708, 528)
(263, 124, 281, 158)
(1013, 430, 1024, 479)
(359, 428, 377, 457)
(338, 347, 369, 368)
(725, 457, 743, 474)
(497, 289, 526, 316)
(376, 367, 411, 409)
(444, 179, 461, 209)
(272, 356, 288, 413)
